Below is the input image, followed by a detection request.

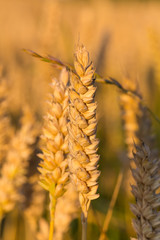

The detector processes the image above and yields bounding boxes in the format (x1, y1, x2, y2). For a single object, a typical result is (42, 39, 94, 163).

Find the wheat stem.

(81, 212, 87, 240)
(49, 220, 54, 240)
(49, 194, 56, 240)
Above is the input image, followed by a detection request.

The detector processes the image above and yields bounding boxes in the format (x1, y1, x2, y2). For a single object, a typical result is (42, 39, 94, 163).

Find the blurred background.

(0, 0, 160, 239)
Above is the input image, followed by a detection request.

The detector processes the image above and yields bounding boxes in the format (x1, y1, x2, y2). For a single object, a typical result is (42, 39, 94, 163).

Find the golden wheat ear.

(38, 68, 70, 239)
(68, 44, 100, 239)
(119, 78, 141, 158)
(0, 104, 39, 219)
(131, 141, 160, 240)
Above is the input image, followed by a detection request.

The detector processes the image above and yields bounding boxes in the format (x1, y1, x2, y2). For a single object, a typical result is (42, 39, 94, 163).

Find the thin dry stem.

(82, 212, 87, 240)
(49, 194, 56, 240)
(99, 170, 123, 240)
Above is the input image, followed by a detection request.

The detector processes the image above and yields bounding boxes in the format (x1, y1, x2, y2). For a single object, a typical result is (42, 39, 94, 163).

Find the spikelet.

(38, 68, 69, 201)
(131, 142, 160, 240)
(68, 44, 100, 218)
(0, 106, 38, 218)
(54, 183, 79, 240)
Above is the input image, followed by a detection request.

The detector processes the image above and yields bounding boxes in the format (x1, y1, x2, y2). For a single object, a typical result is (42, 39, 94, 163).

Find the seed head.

(68, 45, 100, 217)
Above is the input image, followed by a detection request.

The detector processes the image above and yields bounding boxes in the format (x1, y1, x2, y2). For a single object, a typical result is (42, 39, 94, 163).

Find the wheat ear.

(120, 79, 141, 158)
(120, 78, 157, 158)
(68, 44, 100, 239)
(120, 78, 159, 236)
(38, 68, 69, 240)
(131, 141, 160, 240)
(0, 106, 38, 219)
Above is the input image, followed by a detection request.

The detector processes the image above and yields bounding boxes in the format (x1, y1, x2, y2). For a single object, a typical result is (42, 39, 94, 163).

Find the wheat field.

(0, 0, 160, 239)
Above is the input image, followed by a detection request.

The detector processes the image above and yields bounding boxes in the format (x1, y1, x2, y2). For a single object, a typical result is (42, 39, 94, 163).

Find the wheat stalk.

(68, 44, 100, 239)
(38, 68, 69, 240)
(131, 141, 160, 240)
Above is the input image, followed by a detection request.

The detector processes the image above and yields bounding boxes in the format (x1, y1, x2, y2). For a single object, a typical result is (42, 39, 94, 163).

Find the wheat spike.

(0, 106, 38, 218)
(131, 142, 160, 240)
(120, 79, 141, 158)
(120, 78, 157, 158)
(38, 68, 69, 239)
(68, 44, 100, 219)
(38, 68, 69, 199)
(120, 78, 159, 236)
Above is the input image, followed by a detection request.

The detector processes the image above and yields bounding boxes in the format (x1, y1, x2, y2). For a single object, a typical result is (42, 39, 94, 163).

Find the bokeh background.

(0, 0, 160, 239)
